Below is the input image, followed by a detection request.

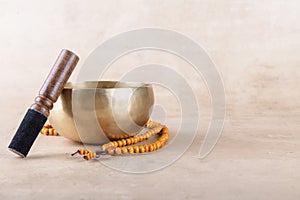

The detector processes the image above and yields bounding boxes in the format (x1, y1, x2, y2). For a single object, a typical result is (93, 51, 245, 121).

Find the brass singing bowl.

(49, 81, 154, 144)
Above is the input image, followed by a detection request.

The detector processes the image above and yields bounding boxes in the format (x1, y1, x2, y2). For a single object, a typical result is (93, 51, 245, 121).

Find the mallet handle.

(30, 49, 79, 116)
(8, 49, 79, 158)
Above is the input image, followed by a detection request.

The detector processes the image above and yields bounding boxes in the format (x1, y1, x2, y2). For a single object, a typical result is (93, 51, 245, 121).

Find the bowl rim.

(64, 81, 152, 90)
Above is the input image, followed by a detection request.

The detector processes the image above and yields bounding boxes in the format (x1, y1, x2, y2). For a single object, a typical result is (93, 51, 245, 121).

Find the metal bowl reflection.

(49, 81, 154, 144)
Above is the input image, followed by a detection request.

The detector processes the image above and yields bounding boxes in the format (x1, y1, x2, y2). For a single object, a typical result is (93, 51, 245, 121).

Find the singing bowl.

(49, 81, 154, 144)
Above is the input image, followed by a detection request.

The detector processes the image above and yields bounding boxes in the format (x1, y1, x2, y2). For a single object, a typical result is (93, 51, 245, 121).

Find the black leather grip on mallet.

(8, 49, 79, 157)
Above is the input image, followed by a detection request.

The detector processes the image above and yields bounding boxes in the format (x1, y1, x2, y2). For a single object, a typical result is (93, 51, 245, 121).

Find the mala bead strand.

(94, 124, 169, 158)
(106, 132, 131, 140)
(70, 120, 169, 160)
(101, 124, 164, 151)
(40, 124, 59, 136)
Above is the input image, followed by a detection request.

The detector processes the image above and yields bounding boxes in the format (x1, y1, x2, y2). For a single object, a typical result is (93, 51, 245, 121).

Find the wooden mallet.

(8, 49, 79, 157)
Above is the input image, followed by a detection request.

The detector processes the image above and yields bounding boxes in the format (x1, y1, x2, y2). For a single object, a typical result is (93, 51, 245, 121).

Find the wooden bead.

(152, 143, 157, 151)
(138, 135, 142, 141)
(84, 154, 91, 160)
(162, 127, 168, 134)
(138, 136, 142, 142)
(42, 128, 49, 135)
(102, 145, 108, 151)
(142, 135, 146, 140)
(148, 129, 153, 135)
(133, 146, 139, 153)
(139, 146, 145, 153)
(121, 139, 126, 146)
(113, 141, 118, 147)
(148, 144, 154, 152)
(162, 132, 168, 137)
(117, 140, 123, 147)
(49, 128, 54, 135)
(53, 130, 59, 136)
(108, 142, 114, 147)
(84, 150, 89, 154)
(159, 137, 166, 143)
(127, 146, 134, 154)
(156, 141, 161, 149)
(79, 149, 84, 155)
(126, 138, 132, 145)
(110, 134, 116, 140)
(115, 147, 122, 155)
(44, 124, 51, 128)
(130, 138, 135, 144)
(122, 147, 128, 154)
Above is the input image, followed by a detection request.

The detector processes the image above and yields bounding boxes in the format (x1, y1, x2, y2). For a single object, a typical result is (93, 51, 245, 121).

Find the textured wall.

(0, 0, 299, 122)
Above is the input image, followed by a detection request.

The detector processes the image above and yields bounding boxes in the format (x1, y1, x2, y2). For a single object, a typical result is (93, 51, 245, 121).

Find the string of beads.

(40, 124, 59, 136)
(40, 120, 169, 160)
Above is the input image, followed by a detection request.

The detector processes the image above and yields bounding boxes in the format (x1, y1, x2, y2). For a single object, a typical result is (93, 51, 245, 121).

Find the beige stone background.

(0, 0, 299, 199)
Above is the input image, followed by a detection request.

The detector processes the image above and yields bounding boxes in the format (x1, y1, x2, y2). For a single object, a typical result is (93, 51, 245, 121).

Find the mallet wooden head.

(8, 49, 79, 157)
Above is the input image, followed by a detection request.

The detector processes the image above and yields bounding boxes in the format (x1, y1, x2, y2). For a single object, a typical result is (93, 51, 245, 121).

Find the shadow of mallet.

(8, 49, 79, 158)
